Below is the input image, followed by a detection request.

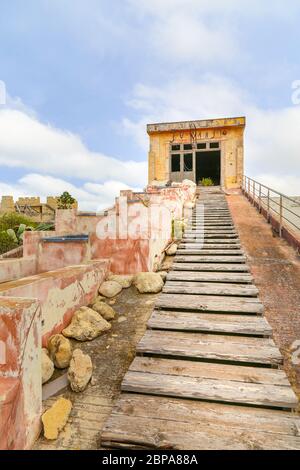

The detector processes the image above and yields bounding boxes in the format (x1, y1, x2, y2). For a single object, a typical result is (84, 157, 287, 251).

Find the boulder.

(92, 300, 116, 321)
(48, 334, 72, 369)
(42, 398, 72, 440)
(158, 271, 168, 281)
(62, 306, 111, 341)
(166, 244, 177, 256)
(134, 272, 164, 294)
(99, 280, 122, 298)
(42, 348, 54, 384)
(67, 349, 93, 393)
(108, 274, 133, 288)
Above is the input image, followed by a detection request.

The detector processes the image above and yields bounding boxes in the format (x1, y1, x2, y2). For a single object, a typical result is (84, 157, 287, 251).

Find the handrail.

(242, 175, 300, 238)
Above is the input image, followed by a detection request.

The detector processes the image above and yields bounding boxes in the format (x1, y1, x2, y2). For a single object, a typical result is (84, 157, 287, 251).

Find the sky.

(0, 0, 300, 210)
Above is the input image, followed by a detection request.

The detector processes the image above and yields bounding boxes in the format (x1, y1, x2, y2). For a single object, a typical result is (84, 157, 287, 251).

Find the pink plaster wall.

(0, 256, 36, 284)
(0, 297, 41, 450)
(0, 260, 109, 347)
(37, 240, 90, 273)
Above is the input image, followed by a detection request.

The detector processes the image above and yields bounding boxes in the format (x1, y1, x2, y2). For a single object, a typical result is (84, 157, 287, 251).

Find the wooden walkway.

(100, 189, 300, 450)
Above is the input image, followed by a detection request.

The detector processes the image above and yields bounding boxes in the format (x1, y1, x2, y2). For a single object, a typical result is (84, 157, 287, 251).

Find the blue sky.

(1, 0, 300, 209)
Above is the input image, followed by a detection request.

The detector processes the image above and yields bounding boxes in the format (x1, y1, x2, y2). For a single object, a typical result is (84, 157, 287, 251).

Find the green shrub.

(57, 191, 76, 209)
(0, 213, 38, 231)
(0, 231, 18, 255)
(200, 177, 214, 187)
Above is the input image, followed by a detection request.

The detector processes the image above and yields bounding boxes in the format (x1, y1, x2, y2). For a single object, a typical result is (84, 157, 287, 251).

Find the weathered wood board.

(167, 271, 253, 283)
(148, 310, 272, 336)
(137, 330, 282, 366)
(172, 262, 250, 272)
(101, 394, 300, 450)
(122, 357, 297, 409)
(156, 293, 263, 314)
(163, 280, 258, 297)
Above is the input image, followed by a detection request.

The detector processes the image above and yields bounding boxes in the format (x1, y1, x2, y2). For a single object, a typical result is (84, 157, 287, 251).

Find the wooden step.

(167, 271, 253, 283)
(179, 244, 241, 250)
(182, 238, 240, 244)
(183, 234, 238, 239)
(163, 281, 258, 297)
(148, 310, 272, 336)
(156, 293, 263, 314)
(172, 263, 250, 272)
(101, 393, 300, 450)
(175, 255, 246, 263)
(136, 330, 282, 366)
(122, 357, 297, 409)
(176, 249, 244, 255)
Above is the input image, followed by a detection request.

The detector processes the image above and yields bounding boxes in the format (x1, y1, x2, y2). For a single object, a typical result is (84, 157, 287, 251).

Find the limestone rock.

(92, 300, 116, 321)
(108, 274, 133, 288)
(134, 272, 164, 294)
(42, 348, 54, 384)
(158, 271, 168, 281)
(67, 349, 93, 393)
(62, 306, 111, 341)
(166, 244, 177, 256)
(99, 280, 122, 298)
(48, 334, 72, 369)
(42, 398, 72, 440)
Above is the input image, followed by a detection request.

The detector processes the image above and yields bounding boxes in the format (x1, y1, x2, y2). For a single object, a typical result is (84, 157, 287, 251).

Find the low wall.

(0, 297, 41, 449)
(242, 190, 300, 252)
(0, 259, 109, 346)
(0, 256, 36, 284)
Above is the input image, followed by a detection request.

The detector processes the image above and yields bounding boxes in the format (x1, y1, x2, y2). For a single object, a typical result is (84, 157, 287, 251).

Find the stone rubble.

(42, 397, 72, 440)
(48, 334, 72, 369)
(133, 272, 164, 293)
(67, 349, 93, 393)
(42, 348, 54, 384)
(62, 306, 111, 341)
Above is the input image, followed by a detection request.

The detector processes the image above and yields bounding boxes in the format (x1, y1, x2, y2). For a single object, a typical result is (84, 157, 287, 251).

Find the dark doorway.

(196, 151, 220, 185)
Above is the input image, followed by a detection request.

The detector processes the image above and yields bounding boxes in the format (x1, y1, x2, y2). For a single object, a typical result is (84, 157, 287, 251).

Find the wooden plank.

(156, 293, 263, 314)
(163, 281, 258, 297)
(167, 271, 253, 283)
(182, 238, 240, 244)
(148, 310, 272, 336)
(122, 359, 297, 409)
(176, 249, 244, 255)
(185, 230, 237, 234)
(101, 394, 300, 450)
(179, 244, 241, 249)
(172, 263, 250, 272)
(129, 357, 289, 385)
(136, 330, 282, 366)
(183, 233, 238, 239)
(174, 255, 246, 263)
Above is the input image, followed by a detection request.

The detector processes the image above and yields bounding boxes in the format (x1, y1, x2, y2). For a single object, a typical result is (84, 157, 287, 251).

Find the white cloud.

(0, 173, 142, 211)
(123, 76, 300, 195)
(0, 108, 147, 187)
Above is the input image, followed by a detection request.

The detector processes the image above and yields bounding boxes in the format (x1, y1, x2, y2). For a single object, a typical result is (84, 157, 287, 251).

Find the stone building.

(0, 196, 77, 222)
(147, 116, 245, 189)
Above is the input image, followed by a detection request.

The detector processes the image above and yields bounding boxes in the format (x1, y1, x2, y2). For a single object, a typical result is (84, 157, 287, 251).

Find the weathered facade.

(147, 117, 245, 189)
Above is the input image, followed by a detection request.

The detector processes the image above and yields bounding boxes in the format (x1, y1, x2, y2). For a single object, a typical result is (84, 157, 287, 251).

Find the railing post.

(279, 195, 283, 237)
(267, 189, 270, 222)
(248, 178, 250, 200)
(259, 184, 261, 212)
(253, 181, 256, 206)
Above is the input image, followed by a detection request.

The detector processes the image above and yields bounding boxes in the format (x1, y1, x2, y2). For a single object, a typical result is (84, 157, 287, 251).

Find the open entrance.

(196, 150, 221, 185)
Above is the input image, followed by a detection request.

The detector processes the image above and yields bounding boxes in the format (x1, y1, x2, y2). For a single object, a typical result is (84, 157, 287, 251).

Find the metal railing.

(242, 176, 300, 238)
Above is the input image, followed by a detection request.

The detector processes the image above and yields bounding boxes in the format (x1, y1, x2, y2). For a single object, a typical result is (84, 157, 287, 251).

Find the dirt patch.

(34, 285, 158, 450)
(227, 192, 300, 405)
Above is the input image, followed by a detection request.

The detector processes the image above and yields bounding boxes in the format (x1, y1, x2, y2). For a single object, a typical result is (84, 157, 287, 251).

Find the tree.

(57, 192, 76, 209)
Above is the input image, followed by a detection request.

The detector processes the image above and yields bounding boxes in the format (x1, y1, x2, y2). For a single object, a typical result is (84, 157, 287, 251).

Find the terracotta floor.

(227, 192, 300, 403)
